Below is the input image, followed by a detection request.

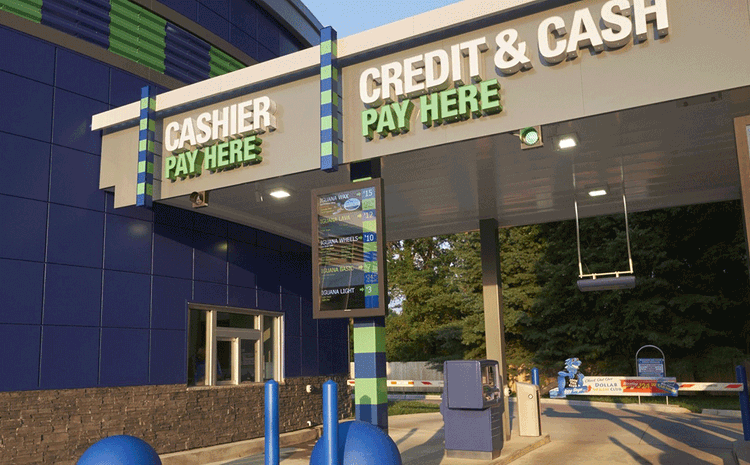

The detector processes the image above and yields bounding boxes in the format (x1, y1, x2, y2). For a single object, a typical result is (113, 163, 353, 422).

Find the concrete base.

(445, 448, 501, 461)
(733, 440, 750, 465)
(160, 426, 322, 465)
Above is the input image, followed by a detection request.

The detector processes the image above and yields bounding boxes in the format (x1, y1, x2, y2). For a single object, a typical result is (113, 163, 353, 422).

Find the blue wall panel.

(194, 232, 228, 284)
(230, 0, 257, 34)
(257, 289, 280, 312)
(194, 281, 227, 306)
(153, 224, 194, 280)
(0, 72, 53, 142)
(282, 293, 300, 338)
(41, 325, 99, 389)
(152, 276, 191, 330)
(231, 25, 258, 58)
(0, 195, 47, 262)
(256, 11, 279, 55)
(300, 299, 317, 339)
(156, 0, 197, 22)
(44, 264, 101, 327)
(150, 329, 186, 384)
(0, 260, 44, 325)
(197, 3, 229, 41)
(0, 325, 41, 391)
(55, 48, 109, 103)
(285, 335, 301, 378)
(228, 240, 260, 288)
(0, 9, 324, 393)
(100, 327, 149, 386)
(47, 204, 104, 268)
(52, 89, 107, 155)
(110, 69, 149, 108)
(0, 134, 50, 202)
(105, 192, 154, 222)
(50, 146, 105, 210)
(300, 337, 319, 376)
(104, 215, 152, 273)
(0, 26, 54, 84)
(102, 270, 151, 329)
(228, 285, 256, 309)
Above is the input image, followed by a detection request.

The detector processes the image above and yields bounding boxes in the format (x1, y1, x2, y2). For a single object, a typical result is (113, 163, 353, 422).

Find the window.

(187, 305, 283, 387)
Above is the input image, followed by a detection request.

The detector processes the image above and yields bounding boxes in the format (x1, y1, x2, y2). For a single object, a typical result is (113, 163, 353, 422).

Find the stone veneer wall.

(0, 375, 352, 464)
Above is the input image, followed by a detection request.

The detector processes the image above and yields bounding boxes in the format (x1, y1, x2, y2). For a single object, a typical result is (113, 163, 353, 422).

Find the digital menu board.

(312, 178, 386, 319)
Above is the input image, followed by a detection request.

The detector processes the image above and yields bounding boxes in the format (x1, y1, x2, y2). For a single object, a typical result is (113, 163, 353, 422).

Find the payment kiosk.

(441, 360, 504, 460)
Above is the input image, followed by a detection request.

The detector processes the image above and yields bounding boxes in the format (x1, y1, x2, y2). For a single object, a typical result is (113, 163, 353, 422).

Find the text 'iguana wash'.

(359, 0, 669, 139)
(163, 96, 278, 180)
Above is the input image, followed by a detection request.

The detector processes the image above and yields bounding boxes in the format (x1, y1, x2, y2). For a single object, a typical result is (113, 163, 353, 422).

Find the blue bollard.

(265, 380, 279, 465)
(736, 366, 750, 441)
(323, 380, 339, 465)
(531, 368, 540, 387)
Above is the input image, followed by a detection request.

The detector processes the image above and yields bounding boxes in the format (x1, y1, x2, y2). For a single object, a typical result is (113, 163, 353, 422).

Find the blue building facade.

(0, 1, 349, 462)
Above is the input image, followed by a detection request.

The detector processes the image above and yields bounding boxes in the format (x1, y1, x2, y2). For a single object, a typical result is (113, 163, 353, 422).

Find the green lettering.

(186, 149, 203, 177)
(391, 100, 414, 133)
(457, 84, 480, 119)
(480, 79, 502, 115)
(174, 153, 188, 178)
(217, 141, 229, 170)
(228, 139, 243, 167)
(243, 136, 263, 165)
(165, 156, 177, 180)
(361, 109, 378, 140)
(375, 105, 396, 136)
(420, 93, 441, 127)
(440, 88, 459, 122)
(204, 145, 217, 171)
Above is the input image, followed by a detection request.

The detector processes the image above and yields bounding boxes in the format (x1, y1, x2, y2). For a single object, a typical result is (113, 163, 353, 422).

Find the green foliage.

(385, 201, 750, 382)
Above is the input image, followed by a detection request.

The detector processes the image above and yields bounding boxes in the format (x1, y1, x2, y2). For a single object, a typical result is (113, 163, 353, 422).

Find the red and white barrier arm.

(347, 379, 444, 388)
(677, 383, 744, 392)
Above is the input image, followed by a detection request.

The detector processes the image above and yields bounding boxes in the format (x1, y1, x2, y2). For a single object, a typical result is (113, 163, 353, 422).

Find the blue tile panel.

(0, 12, 345, 394)
(41, 0, 111, 49)
(164, 22, 210, 84)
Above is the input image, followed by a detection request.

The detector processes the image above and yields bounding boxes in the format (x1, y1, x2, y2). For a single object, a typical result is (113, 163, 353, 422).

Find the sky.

(301, 0, 463, 38)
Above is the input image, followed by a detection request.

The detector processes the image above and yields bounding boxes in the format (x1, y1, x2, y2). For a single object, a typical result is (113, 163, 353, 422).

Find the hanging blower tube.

(575, 168, 636, 292)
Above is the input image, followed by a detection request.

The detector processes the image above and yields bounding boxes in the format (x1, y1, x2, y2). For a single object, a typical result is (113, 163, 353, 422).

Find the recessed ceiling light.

(589, 189, 607, 197)
(555, 133, 579, 150)
(558, 137, 577, 149)
(269, 189, 291, 199)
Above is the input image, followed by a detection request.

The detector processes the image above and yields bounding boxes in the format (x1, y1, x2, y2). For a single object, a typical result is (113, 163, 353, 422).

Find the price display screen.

(312, 178, 386, 319)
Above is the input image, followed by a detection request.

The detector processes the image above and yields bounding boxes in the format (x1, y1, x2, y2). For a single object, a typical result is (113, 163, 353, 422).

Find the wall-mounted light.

(588, 189, 607, 197)
(189, 191, 209, 208)
(269, 189, 291, 199)
(554, 133, 579, 150)
(519, 126, 543, 149)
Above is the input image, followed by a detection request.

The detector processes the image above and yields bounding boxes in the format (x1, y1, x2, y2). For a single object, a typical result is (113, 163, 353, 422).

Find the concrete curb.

(733, 440, 750, 465)
(702, 409, 742, 417)
(160, 426, 323, 465)
(493, 435, 551, 465)
(538, 398, 692, 414)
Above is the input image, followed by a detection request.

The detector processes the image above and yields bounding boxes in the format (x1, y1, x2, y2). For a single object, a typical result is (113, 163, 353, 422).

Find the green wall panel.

(0, 0, 42, 23)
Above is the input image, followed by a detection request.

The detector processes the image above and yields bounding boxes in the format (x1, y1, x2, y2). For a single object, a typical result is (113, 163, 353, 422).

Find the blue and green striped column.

(320, 26, 341, 172)
(136, 85, 156, 208)
(353, 317, 388, 432)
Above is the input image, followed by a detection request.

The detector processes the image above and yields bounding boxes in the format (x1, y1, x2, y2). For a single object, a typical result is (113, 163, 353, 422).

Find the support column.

(353, 317, 388, 432)
(734, 115, 750, 273)
(480, 218, 510, 441)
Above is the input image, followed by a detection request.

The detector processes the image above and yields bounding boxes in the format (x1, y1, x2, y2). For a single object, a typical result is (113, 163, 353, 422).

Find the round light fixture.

(520, 127, 540, 146)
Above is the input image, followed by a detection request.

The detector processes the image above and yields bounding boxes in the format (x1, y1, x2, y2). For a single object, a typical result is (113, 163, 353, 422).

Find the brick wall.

(0, 375, 352, 464)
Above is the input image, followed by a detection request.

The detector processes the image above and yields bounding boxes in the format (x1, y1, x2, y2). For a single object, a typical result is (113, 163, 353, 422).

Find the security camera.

(189, 191, 209, 208)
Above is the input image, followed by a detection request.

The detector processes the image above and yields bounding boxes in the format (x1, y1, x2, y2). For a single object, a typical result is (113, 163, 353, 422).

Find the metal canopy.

(161, 86, 750, 245)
